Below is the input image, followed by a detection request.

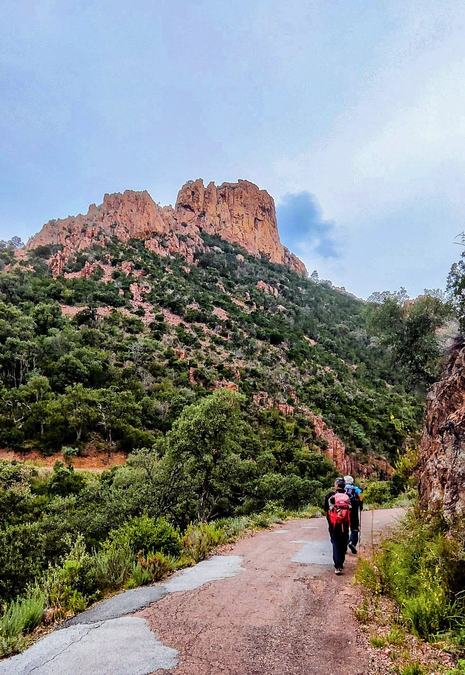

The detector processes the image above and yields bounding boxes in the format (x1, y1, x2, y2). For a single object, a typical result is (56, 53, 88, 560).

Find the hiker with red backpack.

(324, 477, 351, 575)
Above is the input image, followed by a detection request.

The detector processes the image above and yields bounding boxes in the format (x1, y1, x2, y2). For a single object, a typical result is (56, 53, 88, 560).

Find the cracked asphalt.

(0, 509, 403, 675)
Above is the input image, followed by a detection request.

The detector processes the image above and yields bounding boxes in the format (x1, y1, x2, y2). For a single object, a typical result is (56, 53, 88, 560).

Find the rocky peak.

(26, 180, 306, 276)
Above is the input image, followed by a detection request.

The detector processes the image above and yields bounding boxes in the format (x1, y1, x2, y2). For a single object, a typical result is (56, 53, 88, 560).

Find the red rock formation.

(418, 339, 465, 526)
(256, 280, 279, 297)
(26, 180, 307, 276)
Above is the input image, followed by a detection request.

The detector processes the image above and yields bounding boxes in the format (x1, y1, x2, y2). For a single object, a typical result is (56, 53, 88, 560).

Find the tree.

(366, 293, 451, 389)
(166, 390, 245, 521)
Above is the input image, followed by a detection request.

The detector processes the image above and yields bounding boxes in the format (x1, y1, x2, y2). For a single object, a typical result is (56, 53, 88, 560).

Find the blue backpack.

(345, 484, 360, 507)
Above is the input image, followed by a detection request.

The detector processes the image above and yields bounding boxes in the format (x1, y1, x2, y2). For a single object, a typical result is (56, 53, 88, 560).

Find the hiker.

(324, 477, 351, 575)
(344, 475, 363, 554)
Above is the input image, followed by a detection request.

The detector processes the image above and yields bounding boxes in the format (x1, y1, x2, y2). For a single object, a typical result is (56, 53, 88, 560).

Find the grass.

(0, 589, 45, 657)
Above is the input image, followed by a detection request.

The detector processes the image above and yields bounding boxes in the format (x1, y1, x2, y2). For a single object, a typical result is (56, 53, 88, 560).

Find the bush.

(135, 551, 175, 582)
(126, 563, 152, 589)
(0, 522, 48, 601)
(41, 535, 97, 615)
(108, 516, 181, 557)
(93, 539, 133, 591)
(181, 522, 226, 563)
(363, 481, 392, 506)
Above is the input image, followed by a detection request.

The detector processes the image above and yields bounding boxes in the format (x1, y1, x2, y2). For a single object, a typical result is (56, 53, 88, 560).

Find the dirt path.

(141, 508, 403, 675)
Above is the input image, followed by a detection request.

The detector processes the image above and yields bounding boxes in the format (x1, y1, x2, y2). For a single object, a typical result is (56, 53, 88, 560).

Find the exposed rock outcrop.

(26, 180, 306, 276)
(418, 338, 465, 526)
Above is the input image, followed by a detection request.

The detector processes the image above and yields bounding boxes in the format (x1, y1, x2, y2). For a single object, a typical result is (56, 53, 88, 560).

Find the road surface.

(1, 508, 404, 675)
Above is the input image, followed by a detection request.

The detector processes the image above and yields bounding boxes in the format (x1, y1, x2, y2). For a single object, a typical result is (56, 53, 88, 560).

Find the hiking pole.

(371, 508, 374, 556)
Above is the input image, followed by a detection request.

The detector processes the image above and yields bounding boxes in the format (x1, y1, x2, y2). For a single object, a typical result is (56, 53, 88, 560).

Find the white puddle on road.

(0, 617, 178, 675)
(271, 529, 289, 534)
(292, 540, 332, 567)
(164, 555, 244, 593)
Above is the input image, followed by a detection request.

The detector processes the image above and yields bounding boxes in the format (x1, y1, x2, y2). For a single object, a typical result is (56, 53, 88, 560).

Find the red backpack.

(328, 491, 351, 528)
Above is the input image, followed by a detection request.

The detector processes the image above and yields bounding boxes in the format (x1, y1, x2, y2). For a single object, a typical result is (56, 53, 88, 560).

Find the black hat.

(335, 477, 346, 489)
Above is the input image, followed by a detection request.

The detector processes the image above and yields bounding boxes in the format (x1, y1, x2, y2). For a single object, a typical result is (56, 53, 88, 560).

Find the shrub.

(93, 539, 133, 591)
(135, 551, 175, 582)
(363, 481, 392, 506)
(126, 562, 152, 589)
(181, 522, 226, 563)
(0, 522, 47, 602)
(108, 516, 181, 557)
(215, 516, 251, 542)
(41, 535, 97, 615)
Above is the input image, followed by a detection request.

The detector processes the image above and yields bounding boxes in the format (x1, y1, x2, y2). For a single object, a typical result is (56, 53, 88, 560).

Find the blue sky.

(1, 1, 464, 298)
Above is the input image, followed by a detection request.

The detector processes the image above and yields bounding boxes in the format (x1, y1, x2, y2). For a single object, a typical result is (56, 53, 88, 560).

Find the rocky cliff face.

(418, 338, 465, 527)
(26, 179, 306, 276)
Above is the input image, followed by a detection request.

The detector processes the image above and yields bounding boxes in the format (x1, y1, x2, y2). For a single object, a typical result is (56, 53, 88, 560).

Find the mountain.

(0, 177, 421, 478)
(25, 179, 306, 277)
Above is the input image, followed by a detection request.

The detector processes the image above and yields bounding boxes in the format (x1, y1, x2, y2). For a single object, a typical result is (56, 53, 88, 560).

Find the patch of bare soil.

(0, 447, 126, 471)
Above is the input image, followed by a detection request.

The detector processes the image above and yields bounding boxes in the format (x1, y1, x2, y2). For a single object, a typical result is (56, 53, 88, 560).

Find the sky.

(1, 0, 465, 298)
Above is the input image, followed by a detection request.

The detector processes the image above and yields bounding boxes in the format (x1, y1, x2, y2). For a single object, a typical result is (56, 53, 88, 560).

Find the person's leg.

(339, 532, 349, 567)
(330, 531, 343, 569)
(349, 529, 359, 553)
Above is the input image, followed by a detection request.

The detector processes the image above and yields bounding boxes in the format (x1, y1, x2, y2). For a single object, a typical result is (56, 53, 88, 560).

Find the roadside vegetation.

(0, 388, 326, 657)
(355, 509, 465, 674)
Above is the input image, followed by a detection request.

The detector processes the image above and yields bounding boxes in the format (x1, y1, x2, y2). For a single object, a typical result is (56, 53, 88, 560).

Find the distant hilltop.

(26, 179, 307, 276)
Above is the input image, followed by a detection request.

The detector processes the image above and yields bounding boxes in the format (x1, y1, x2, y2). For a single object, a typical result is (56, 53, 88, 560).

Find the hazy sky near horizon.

(1, 1, 465, 298)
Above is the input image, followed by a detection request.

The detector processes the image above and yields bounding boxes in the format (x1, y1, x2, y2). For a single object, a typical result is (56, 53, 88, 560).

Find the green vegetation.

(366, 291, 452, 391)
(0, 493, 315, 657)
(356, 511, 465, 647)
(0, 236, 428, 462)
(0, 393, 334, 607)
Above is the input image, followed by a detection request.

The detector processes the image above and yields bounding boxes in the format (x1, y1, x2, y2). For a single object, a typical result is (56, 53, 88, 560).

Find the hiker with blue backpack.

(324, 477, 351, 575)
(344, 475, 363, 554)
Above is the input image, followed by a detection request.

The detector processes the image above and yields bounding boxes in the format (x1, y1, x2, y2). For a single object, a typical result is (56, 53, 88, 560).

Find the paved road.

(0, 508, 404, 675)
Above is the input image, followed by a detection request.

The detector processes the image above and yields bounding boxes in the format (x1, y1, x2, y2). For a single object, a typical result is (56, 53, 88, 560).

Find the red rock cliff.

(26, 180, 306, 276)
(418, 338, 465, 527)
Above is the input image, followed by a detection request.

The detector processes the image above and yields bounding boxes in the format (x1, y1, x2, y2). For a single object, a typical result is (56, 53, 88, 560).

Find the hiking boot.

(349, 543, 357, 554)
(335, 568, 343, 575)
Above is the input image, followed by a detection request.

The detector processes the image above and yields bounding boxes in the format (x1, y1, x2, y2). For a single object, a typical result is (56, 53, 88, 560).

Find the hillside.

(0, 181, 428, 642)
(0, 181, 421, 474)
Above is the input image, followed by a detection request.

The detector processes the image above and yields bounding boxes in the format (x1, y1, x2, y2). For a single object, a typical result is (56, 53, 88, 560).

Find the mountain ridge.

(25, 179, 307, 277)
